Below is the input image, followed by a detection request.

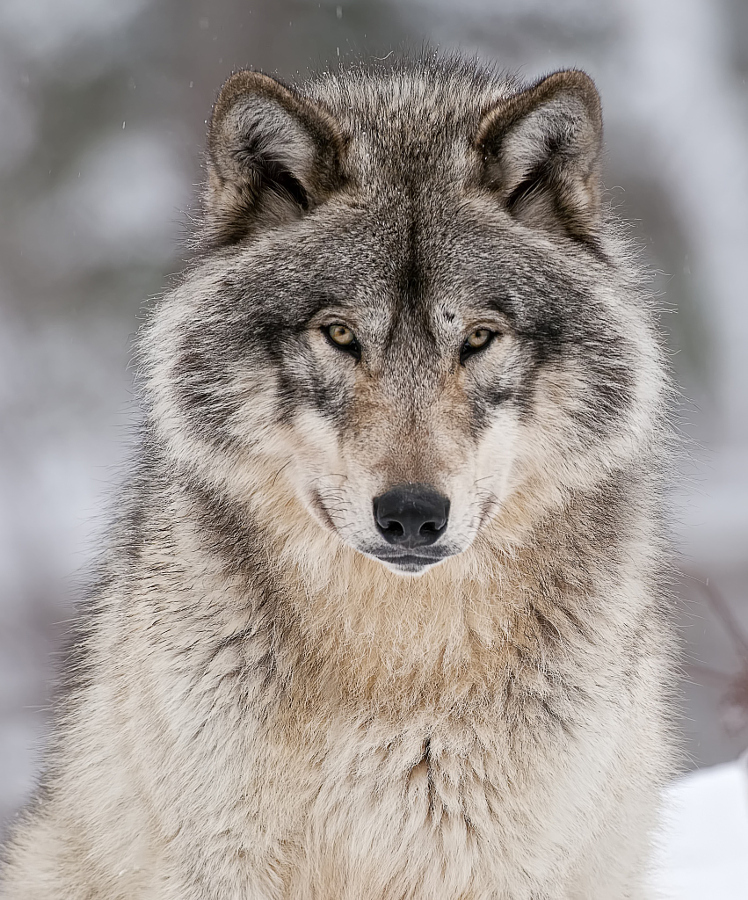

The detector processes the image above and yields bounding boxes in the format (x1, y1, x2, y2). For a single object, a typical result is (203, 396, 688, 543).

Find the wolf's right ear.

(205, 71, 346, 245)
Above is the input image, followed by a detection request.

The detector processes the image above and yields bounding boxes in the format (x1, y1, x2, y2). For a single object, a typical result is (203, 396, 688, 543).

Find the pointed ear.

(205, 70, 346, 245)
(475, 70, 603, 243)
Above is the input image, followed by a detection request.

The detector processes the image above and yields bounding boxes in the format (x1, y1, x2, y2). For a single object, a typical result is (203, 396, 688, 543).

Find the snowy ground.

(652, 755, 748, 898)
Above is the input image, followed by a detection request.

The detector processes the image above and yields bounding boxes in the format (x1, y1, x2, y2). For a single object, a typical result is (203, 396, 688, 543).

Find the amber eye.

(323, 323, 361, 359)
(327, 324, 355, 346)
(466, 328, 492, 349)
(460, 328, 495, 364)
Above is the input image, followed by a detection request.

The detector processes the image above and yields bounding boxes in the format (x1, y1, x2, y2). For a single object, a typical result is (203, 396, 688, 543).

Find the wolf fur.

(1, 56, 676, 899)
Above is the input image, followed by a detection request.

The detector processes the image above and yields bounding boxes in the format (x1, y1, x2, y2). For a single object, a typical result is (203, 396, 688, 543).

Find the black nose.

(373, 484, 450, 548)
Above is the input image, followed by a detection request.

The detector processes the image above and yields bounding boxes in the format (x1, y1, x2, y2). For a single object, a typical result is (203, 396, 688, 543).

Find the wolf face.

(144, 61, 664, 576)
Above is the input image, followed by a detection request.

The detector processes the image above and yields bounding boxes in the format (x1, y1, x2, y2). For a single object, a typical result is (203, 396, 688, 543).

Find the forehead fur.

(305, 57, 518, 156)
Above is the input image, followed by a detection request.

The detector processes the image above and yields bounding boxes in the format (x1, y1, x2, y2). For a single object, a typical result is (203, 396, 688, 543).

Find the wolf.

(1, 56, 676, 899)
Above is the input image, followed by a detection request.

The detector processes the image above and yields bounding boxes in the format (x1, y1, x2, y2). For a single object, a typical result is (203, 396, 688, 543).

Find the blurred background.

(1, 0, 747, 833)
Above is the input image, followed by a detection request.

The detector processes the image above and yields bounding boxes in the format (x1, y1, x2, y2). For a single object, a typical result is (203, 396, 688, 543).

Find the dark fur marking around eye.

(528, 316, 565, 361)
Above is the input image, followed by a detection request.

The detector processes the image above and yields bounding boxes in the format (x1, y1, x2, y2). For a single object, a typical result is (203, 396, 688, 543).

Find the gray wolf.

(1, 56, 677, 899)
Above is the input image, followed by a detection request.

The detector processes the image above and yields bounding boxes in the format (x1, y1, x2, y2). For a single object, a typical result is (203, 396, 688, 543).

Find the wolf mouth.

(371, 551, 453, 573)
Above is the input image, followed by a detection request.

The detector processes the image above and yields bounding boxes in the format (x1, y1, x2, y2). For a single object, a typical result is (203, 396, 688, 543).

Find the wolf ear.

(205, 70, 346, 245)
(475, 70, 603, 242)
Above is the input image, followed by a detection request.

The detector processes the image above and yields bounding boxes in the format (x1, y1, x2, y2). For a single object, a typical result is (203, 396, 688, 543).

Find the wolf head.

(143, 59, 665, 577)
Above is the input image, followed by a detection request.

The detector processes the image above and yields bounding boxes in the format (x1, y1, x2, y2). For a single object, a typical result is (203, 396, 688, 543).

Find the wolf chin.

(1, 56, 676, 899)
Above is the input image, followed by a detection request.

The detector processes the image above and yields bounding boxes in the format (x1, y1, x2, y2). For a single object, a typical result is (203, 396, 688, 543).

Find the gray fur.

(1, 56, 677, 900)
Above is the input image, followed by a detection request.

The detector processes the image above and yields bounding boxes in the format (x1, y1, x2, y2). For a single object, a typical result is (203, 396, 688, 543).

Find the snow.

(651, 755, 748, 898)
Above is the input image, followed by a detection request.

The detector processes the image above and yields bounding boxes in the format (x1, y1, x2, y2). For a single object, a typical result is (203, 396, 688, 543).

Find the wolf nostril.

(373, 484, 450, 548)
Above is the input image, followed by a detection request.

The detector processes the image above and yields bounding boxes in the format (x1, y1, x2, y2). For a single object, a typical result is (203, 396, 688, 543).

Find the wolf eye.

(323, 323, 361, 359)
(460, 328, 495, 364)
(327, 324, 354, 345)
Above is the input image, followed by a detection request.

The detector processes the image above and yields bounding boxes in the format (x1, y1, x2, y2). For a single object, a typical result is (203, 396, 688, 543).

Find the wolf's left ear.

(205, 70, 346, 245)
(475, 70, 603, 242)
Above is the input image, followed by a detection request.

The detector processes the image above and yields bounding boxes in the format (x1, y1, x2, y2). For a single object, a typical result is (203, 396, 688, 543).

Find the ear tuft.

(475, 70, 603, 243)
(205, 71, 346, 246)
